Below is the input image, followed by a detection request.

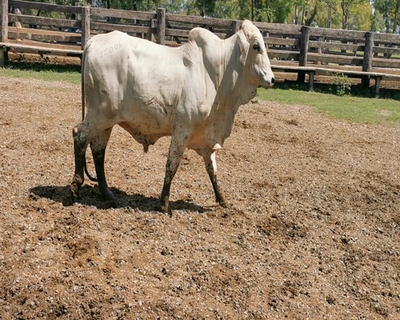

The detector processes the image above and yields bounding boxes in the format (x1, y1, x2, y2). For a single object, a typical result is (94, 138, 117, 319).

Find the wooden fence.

(1, 0, 400, 94)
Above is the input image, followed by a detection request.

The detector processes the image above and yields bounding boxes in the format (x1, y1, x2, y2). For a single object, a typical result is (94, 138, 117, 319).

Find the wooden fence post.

(0, 45, 6, 67)
(81, 6, 90, 49)
(149, 18, 156, 42)
(231, 20, 240, 36)
(298, 26, 310, 83)
(12, 7, 22, 28)
(1, 0, 8, 42)
(1, 0, 8, 67)
(317, 36, 323, 65)
(362, 32, 374, 88)
(157, 7, 165, 45)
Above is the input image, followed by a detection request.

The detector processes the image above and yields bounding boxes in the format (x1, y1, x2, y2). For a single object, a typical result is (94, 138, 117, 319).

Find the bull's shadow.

(29, 185, 207, 213)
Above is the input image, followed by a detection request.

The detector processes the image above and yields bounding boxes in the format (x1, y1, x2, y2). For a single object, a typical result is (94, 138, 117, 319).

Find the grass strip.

(257, 88, 400, 126)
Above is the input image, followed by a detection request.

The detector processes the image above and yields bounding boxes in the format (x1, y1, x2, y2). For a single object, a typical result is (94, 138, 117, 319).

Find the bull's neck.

(207, 34, 257, 145)
(211, 34, 257, 113)
(214, 34, 241, 88)
(213, 34, 256, 108)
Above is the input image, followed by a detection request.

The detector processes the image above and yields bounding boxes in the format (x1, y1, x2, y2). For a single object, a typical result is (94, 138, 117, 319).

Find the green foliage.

(287, 0, 372, 29)
(329, 72, 352, 96)
(373, 0, 400, 33)
(28, 0, 383, 31)
(265, 0, 292, 23)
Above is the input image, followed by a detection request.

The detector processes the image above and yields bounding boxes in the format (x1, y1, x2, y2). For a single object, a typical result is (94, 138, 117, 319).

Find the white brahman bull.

(70, 19, 275, 213)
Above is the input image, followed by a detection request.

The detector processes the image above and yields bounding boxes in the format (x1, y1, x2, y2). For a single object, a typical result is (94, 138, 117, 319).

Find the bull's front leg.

(160, 133, 188, 214)
(203, 152, 227, 207)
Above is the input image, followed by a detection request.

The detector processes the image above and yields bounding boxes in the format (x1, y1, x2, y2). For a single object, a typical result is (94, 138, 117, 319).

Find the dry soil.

(0, 76, 399, 319)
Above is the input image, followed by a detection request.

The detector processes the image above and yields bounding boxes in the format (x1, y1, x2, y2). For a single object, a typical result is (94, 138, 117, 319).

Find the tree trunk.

(341, 1, 349, 30)
(384, 2, 390, 33)
(107, 0, 111, 22)
(306, 4, 318, 26)
(393, 2, 400, 33)
(328, 6, 331, 28)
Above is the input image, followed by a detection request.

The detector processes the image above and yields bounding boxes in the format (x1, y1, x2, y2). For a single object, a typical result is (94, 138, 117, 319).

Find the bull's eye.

(253, 42, 260, 53)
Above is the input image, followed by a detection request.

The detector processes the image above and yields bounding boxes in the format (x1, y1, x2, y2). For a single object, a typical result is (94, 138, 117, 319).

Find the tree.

(212, 0, 241, 19)
(323, 0, 339, 27)
(349, 2, 372, 30)
(243, 0, 293, 23)
(269, 0, 292, 23)
(291, 0, 324, 26)
(34, 0, 375, 31)
(340, 0, 369, 29)
(194, 0, 217, 17)
(373, 0, 400, 33)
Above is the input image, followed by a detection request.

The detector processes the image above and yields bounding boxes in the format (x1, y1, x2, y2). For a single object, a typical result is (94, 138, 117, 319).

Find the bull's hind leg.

(203, 153, 227, 207)
(160, 134, 189, 214)
(70, 123, 89, 201)
(90, 128, 114, 200)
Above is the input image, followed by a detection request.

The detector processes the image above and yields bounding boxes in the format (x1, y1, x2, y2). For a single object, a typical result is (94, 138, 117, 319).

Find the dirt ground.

(0, 75, 399, 319)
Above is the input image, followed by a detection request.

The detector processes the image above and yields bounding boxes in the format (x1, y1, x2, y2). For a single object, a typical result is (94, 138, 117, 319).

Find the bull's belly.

(120, 116, 171, 136)
(119, 98, 173, 135)
(117, 99, 173, 150)
(118, 120, 170, 152)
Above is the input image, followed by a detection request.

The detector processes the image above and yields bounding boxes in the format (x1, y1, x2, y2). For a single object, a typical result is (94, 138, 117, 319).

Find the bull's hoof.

(217, 194, 228, 208)
(64, 189, 76, 206)
(215, 191, 228, 208)
(160, 204, 172, 216)
(69, 183, 80, 205)
(100, 188, 115, 201)
(160, 197, 172, 216)
(218, 200, 229, 208)
(99, 188, 116, 208)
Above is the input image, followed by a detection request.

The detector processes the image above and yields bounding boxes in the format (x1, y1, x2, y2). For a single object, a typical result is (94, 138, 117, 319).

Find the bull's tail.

(81, 45, 98, 183)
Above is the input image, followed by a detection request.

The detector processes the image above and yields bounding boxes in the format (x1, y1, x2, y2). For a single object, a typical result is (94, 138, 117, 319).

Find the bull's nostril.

(271, 77, 275, 84)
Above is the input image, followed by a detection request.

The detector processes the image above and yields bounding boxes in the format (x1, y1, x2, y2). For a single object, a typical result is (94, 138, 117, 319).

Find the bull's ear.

(237, 31, 249, 66)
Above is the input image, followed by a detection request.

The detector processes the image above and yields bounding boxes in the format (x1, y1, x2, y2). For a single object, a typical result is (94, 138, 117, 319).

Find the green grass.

(257, 88, 400, 127)
(0, 64, 81, 84)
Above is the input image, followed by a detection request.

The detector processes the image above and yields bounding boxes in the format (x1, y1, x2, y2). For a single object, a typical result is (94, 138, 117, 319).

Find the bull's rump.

(83, 31, 195, 135)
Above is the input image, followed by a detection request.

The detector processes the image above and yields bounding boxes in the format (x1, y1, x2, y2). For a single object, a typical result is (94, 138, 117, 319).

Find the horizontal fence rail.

(1, 0, 400, 92)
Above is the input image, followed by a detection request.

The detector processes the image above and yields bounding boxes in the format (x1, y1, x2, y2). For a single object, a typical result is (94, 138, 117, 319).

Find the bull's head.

(238, 20, 275, 88)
